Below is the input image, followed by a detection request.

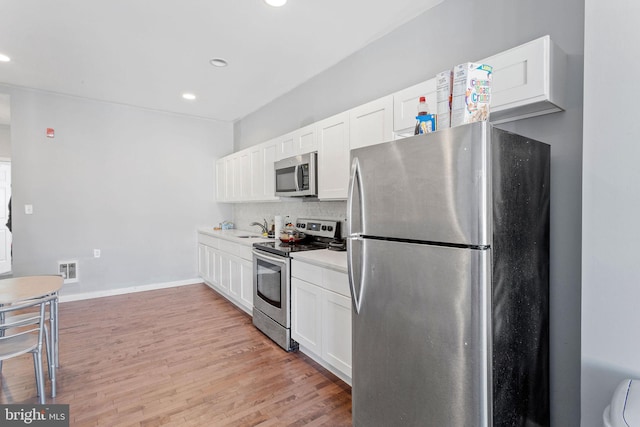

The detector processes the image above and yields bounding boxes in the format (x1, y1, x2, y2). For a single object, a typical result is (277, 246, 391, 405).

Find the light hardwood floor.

(0, 284, 352, 426)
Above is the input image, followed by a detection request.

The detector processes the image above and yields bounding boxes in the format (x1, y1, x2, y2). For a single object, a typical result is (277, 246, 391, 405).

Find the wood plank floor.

(0, 284, 352, 426)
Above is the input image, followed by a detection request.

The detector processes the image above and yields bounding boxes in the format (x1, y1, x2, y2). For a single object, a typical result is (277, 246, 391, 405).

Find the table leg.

(49, 293, 59, 397)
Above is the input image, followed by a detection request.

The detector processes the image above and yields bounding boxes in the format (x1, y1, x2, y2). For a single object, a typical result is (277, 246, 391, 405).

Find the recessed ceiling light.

(182, 93, 196, 100)
(0, 53, 10, 62)
(265, 0, 287, 7)
(209, 58, 228, 68)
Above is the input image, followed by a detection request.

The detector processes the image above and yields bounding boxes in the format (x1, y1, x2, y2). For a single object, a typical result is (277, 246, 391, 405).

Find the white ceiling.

(0, 0, 444, 123)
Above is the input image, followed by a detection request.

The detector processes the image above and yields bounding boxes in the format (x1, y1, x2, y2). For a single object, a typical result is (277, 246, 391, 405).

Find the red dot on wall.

(46, 128, 55, 138)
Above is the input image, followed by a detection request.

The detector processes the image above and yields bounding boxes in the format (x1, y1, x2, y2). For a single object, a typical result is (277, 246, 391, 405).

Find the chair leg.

(44, 324, 51, 379)
(34, 350, 45, 405)
(32, 353, 41, 399)
(43, 323, 56, 397)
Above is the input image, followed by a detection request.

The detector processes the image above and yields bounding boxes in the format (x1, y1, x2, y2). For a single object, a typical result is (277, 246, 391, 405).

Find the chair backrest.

(0, 295, 55, 360)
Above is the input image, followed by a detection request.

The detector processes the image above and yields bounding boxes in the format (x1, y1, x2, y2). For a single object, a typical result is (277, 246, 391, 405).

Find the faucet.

(250, 219, 269, 235)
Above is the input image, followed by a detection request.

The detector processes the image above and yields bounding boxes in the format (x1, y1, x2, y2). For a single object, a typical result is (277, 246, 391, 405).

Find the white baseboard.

(59, 278, 202, 303)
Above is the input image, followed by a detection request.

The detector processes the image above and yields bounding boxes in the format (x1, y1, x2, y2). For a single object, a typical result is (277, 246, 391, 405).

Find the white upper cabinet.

(276, 131, 296, 160)
(296, 124, 317, 155)
(224, 156, 235, 202)
(215, 159, 226, 202)
(393, 79, 437, 137)
(483, 35, 567, 123)
(276, 124, 317, 160)
(215, 139, 280, 203)
(260, 141, 278, 200)
(215, 36, 567, 204)
(249, 140, 279, 201)
(317, 111, 350, 200)
(349, 95, 394, 150)
(238, 150, 251, 200)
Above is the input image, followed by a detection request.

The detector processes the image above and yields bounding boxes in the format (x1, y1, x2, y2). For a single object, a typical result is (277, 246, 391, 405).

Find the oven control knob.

(321, 225, 327, 231)
(300, 223, 305, 228)
(328, 226, 333, 232)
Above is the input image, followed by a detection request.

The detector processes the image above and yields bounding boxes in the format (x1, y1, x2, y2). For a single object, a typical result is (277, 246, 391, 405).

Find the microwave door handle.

(294, 164, 301, 191)
(294, 165, 304, 191)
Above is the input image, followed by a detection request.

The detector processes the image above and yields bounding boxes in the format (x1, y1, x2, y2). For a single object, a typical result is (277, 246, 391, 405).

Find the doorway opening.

(0, 93, 12, 275)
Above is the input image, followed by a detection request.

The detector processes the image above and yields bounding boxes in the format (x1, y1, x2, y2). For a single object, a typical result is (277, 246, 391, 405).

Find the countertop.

(291, 249, 348, 274)
(197, 228, 348, 273)
(197, 227, 272, 245)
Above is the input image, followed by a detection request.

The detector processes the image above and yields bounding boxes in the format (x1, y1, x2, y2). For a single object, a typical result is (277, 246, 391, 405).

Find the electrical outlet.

(94, 249, 101, 258)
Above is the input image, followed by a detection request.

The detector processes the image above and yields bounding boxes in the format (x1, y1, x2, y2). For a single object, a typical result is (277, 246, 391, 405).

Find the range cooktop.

(253, 218, 342, 257)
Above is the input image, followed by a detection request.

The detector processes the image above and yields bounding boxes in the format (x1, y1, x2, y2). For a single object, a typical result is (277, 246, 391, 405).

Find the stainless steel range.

(252, 218, 341, 351)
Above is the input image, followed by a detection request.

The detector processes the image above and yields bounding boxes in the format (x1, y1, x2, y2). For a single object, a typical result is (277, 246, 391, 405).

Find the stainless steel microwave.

(274, 152, 318, 197)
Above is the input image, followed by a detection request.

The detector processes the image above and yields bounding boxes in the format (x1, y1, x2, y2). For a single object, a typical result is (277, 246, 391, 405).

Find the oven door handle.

(252, 249, 288, 265)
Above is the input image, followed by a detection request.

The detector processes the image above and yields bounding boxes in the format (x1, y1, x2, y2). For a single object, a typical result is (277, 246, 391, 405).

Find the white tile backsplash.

(234, 200, 347, 238)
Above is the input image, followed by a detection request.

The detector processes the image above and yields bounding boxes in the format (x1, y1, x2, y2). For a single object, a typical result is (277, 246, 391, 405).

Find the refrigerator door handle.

(347, 156, 365, 313)
(347, 156, 364, 237)
(347, 235, 364, 314)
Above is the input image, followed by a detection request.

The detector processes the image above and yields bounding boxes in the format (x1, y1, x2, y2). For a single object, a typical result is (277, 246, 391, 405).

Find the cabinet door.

(393, 79, 437, 137)
(219, 253, 231, 293)
(198, 244, 209, 280)
(238, 150, 251, 200)
(322, 290, 352, 378)
(291, 277, 322, 355)
(296, 124, 317, 155)
(249, 140, 279, 201)
(350, 95, 394, 150)
(317, 112, 350, 200)
(215, 159, 227, 202)
(210, 250, 221, 289)
(484, 35, 567, 123)
(249, 146, 263, 201)
(261, 141, 278, 200)
(239, 259, 253, 312)
(276, 131, 296, 160)
(228, 257, 241, 300)
(224, 156, 235, 202)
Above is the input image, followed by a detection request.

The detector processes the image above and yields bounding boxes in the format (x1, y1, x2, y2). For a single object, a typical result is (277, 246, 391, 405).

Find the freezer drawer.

(350, 238, 491, 427)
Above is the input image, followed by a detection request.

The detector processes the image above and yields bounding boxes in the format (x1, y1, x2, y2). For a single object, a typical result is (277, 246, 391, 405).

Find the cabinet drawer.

(292, 261, 323, 285)
(324, 269, 350, 298)
(292, 260, 350, 298)
(219, 240, 253, 261)
(198, 233, 220, 249)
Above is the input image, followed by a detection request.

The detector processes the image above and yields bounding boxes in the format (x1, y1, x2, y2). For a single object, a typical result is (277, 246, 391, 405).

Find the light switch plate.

(25, 204, 33, 215)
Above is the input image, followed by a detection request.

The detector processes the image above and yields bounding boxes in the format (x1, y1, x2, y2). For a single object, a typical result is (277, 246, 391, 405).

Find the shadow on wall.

(582, 359, 640, 426)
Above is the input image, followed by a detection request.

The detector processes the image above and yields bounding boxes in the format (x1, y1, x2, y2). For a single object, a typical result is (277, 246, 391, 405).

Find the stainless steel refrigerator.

(346, 121, 549, 427)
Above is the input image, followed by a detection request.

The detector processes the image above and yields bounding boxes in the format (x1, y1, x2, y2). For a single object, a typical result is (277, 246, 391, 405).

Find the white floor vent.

(58, 260, 79, 284)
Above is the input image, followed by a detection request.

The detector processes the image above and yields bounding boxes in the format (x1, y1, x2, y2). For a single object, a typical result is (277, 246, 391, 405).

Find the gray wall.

(234, 0, 584, 425)
(1, 85, 233, 297)
(0, 124, 10, 158)
(581, 1, 640, 425)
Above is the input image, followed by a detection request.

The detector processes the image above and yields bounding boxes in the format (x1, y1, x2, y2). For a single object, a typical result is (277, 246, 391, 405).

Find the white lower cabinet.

(322, 290, 352, 377)
(198, 233, 253, 315)
(291, 277, 322, 355)
(291, 260, 352, 382)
